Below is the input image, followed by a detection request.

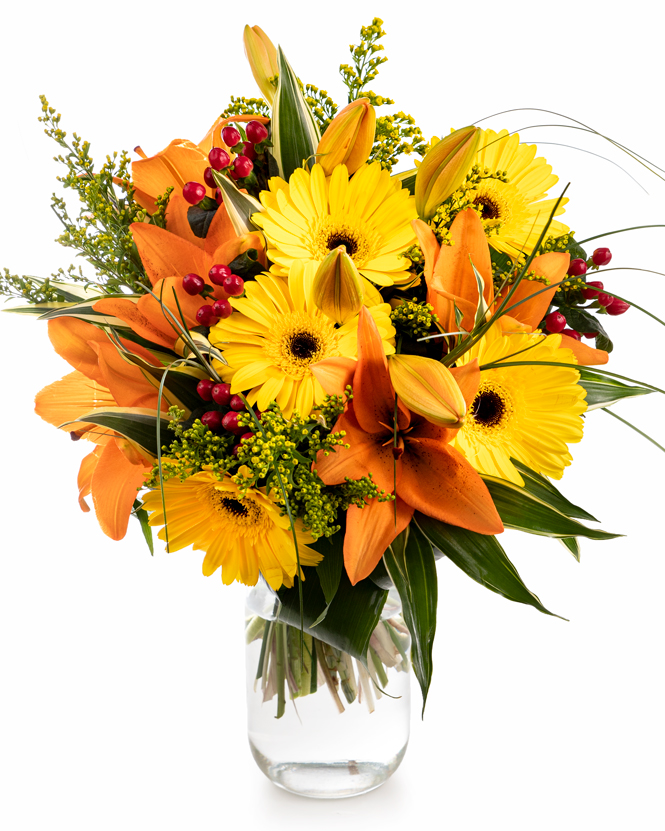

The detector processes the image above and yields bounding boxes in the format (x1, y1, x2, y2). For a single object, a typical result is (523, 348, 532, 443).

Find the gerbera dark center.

(327, 233, 358, 256)
(474, 194, 502, 220)
(472, 390, 506, 426)
(289, 331, 319, 360)
(219, 498, 249, 518)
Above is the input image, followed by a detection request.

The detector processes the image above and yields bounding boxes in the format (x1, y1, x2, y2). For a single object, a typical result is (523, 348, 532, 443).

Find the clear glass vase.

(245, 580, 411, 799)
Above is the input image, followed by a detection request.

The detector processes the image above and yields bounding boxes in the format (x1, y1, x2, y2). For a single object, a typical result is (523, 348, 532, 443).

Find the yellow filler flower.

(142, 470, 321, 589)
(253, 162, 417, 289)
(450, 325, 587, 485)
(209, 262, 395, 418)
(468, 128, 570, 259)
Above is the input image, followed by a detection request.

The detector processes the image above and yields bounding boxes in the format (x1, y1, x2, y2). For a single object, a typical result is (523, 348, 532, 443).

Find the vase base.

(249, 741, 407, 799)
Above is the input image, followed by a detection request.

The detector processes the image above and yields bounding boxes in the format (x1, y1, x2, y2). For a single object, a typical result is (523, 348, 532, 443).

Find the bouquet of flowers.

(4, 17, 663, 796)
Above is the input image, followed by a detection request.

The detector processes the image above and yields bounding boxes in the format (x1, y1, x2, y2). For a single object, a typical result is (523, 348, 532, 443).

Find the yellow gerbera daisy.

(142, 469, 322, 589)
(252, 161, 417, 288)
(469, 128, 570, 259)
(209, 262, 395, 418)
(450, 325, 587, 485)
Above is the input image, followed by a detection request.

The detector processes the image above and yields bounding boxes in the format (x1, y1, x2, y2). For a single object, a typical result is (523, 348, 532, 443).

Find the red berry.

(545, 311, 567, 334)
(183, 181, 206, 205)
(196, 305, 218, 327)
(196, 379, 215, 401)
(222, 125, 242, 148)
(201, 411, 225, 432)
(597, 293, 613, 307)
(592, 247, 612, 267)
(581, 280, 604, 300)
(208, 263, 232, 285)
(561, 328, 581, 341)
(215, 188, 223, 205)
(229, 394, 246, 412)
(230, 156, 254, 180)
(211, 383, 231, 406)
(223, 274, 245, 296)
(605, 298, 630, 316)
(212, 298, 233, 319)
(182, 273, 205, 295)
(240, 432, 254, 443)
(222, 411, 244, 434)
(203, 166, 216, 188)
(582, 332, 597, 340)
(246, 121, 269, 144)
(567, 258, 588, 277)
(209, 147, 231, 170)
(241, 141, 257, 161)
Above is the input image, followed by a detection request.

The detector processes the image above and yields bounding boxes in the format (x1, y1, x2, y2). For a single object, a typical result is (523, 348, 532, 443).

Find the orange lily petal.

(164, 193, 207, 248)
(91, 440, 150, 541)
(344, 496, 413, 585)
(310, 356, 357, 397)
(560, 334, 609, 366)
(92, 297, 176, 350)
(77, 447, 103, 512)
(498, 252, 570, 329)
(35, 371, 115, 433)
(315, 408, 397, 494)
(89, 341, 166, 410)
(47, 317, 109, 384)
(132, 139, 211, 211)
(450, 358, 481, 410)
(399, 439, 504, 535)
(411, 218, 440, 283)
(131, 223, 208, 287)
(430, 208, 494, 332)
(353, 307, 410, 433)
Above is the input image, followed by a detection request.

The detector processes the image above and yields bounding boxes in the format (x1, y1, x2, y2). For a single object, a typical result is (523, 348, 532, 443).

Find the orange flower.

(412, 208, 609, 365)
(313, 308, 503, 584)
(93, 206, 266, 350)
(34, 317, 163, 540)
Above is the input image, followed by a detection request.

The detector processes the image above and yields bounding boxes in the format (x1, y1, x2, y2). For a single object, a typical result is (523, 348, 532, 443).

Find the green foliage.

(220, 96, 270, 119)
(302, 84, 339, 133)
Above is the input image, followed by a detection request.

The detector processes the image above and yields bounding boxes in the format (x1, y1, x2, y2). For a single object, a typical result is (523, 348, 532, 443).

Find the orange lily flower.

(132, 114, 271, 213)
(93, 206, 266, 350)
(313, 308, 503, 584)
(34, 317, 164, 540)
(412, 208, 609, 366)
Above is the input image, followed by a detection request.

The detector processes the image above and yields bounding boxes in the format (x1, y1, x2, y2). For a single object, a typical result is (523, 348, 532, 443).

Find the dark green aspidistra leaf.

(71, 409, 169, 458)
(415, 513, 564, 619)
(578, 368, 653, 410)
(510, 460, 597, 521)
(384, 524, 437, 715)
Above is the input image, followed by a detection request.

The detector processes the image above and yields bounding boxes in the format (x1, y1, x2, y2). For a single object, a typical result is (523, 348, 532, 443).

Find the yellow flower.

(252, 162, 417, 289)
(209, 263, 395, 418)
(142, 470, 321, 589)
(450, 325, 587, 484)
(468, 128, 569, 259)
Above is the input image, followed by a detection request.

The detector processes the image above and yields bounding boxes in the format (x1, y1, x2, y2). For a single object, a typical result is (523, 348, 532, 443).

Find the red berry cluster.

(543, 246, 629, 341)
(195, 379, 255, 454)
(181, 121, 269, 206)
(182, 263, 245, 328)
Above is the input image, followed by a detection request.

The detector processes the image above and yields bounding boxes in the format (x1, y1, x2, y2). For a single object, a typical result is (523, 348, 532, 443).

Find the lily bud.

(243, 25, 279, 106)
(415, 126, 481, 221)
(388, 354, 467, 428)
(316, 98, 376, 176)
(313, 246, 364, 324)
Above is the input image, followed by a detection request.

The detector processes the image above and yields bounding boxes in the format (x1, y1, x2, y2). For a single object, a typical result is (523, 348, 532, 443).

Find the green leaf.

(510, 460, 597, 521)
(187, 203, 219, 239)
(384, 524, 437, 714)
(312, 527, 344, 606)
(277, 566, 387, 664)
(560, 537, 580, 561)
(392, 169, 416, 194)
(271, 47, 321, 180)
(37, 297, 134, 327)
(482, 476, 619, 540)
(578, 367, 653, 410)
(212, 171, 263, 235)
(133, 499, 154, 555)
(561, 306, 613, 353)
(68, 407, 168, 458)
(227, 248, 264, 280)
(415, 512, 564, 619)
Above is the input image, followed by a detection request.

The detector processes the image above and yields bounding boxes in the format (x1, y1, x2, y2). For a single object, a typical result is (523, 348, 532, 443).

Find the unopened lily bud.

(415, 126, 481, 221)
(243, 25, 279, 105)
(316, 98, 376, 176)
(388, 354, 467, 428)
(313, 246, 364, 324)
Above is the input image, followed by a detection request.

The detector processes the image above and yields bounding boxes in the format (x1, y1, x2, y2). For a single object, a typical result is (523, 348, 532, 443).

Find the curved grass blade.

(601, 408, 665, 454)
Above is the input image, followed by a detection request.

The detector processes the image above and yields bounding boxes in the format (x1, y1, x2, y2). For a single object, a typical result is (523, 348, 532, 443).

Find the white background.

(1, 1, 664, 829)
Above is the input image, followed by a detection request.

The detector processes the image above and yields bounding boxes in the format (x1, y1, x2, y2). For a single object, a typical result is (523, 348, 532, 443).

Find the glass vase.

(245, 580, 411, 799)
